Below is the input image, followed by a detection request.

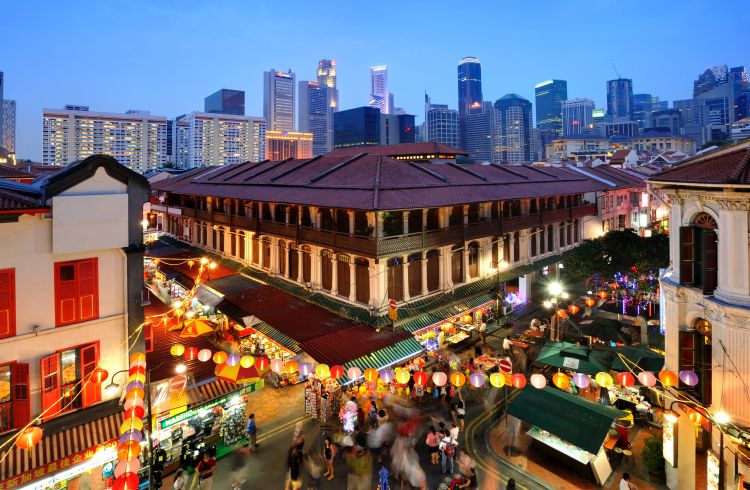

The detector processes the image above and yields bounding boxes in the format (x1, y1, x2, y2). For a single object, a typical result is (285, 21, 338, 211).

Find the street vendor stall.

(507, 386, 628, 487)
(304, 376, 341, 424)
(408, 299, 494, 352)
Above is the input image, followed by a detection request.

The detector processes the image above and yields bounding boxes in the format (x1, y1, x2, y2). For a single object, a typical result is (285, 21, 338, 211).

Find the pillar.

(312, 248, 322, 289)
(665, 406, 696, 490)
(269, 238, 278, 273)
(403, 255, 410, 301)
(442, 246, 452, 288)
(403, 213, 409, 235)
(369, 261, 380, 308)
(509, 234, 516, 264)
(224, 227, 232, 255)
(349, 262, 356, 302)
(519, 273, 533, 304)
(248, 232, 256, 265)
(462, 245, 470, 283)
(282, 243, 290, 279)
(438, 207, 449, 229)
(376, 212, 384, 237)
(331, 257, 338, 296)
(297, 249, 304, 283)
(348, 211, 355, 235)
(376, 260, 388, 309)
(421, 252, 428, 296)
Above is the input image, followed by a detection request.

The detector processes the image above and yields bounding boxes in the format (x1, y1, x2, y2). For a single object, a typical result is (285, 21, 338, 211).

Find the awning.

(340, 337, 424, 384)
(534, 341, 614, 375)
(0, 411, 123, 483)
(156, 263, 194, 290)
(507, 386, 627, 455)
(400, 294, 495, 334)
(195, 284, 224, 307)
(244, 320, 303, 354)
(609, 345, 664, 372)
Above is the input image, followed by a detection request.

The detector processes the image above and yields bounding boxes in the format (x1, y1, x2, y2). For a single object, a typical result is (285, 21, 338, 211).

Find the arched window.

(679, 319, 712, 404)
(530, 228, 538, 257)
(261, 237, 271, 269)
(468, 242, 479, 278)
(681, 213, 718, 293)
(288, 243, 298, 280)
(277, 240, 286, 275)
(355, 258, 370, 304)
(426, 250, 440, 292)
(301, 245, 312, 283)
(337, 254, 351, 298)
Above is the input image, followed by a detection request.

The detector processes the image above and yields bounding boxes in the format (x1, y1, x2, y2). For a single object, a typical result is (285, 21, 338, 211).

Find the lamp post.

(544, 281, 569, 341)
(104, 370, 130, 397)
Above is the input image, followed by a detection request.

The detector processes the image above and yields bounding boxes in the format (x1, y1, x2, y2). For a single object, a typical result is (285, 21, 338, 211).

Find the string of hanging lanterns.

(113, 352, 147, 490)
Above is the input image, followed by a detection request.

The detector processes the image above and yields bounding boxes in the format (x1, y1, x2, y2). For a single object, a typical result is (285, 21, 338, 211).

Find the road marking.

(256, 415, 310, 443)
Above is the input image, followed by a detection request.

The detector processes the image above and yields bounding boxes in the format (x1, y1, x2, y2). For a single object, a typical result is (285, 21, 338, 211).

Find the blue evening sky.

(3, 0, 748, 161)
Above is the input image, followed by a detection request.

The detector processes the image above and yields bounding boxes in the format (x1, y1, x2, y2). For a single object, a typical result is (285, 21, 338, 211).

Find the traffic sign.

(498, 359, 512, 373)
(388, 299, 398, 309)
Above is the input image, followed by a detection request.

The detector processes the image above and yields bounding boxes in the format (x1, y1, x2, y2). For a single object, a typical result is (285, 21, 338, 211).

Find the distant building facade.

(535, 79, 567, 136)
(299, 81, 332, 155)
(174, 112, 266, 168)
(42, 107, 167, 172)
(457, 57, 482, 116)
(633, 93, 666, 132)
(317, 59, 339, 112)
(204, 88, 245, 116)
(631, 130, 696, 154)
(265, 131, 313, 160)
(425, 103, 460, 148)
(652, 109, 683, 135)
(493, 94, 532, 164)
(264, 69, 296, 132)
(462, 103, 493, 162)
(561, 98, 595, 136)
(368, 65, 390, 115)
(2, 99, 15, 154)
(606, 78, 634, 121)
(333, 106, 381, 149)
(380, 113, 415, 146)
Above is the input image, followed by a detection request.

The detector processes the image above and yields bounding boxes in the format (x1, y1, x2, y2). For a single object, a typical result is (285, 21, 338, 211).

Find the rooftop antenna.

(611, 62, 621, 79)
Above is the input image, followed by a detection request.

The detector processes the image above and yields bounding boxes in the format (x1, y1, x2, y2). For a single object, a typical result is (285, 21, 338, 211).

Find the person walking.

(322, 436, 336, 480)
(285, 445, 304, 490)
(502, 336, 512, 356)
(438, 434, 457, 474)
(506, 478, 516, 490)
(172, 468, 187, 490)
(425, 426, 439, 465)
(369, 401, 378, 428)
(194, 452, 216, 489)
(344, 445, 373, 490)
(619, 472, 639, 489)
(245, 413, 258, 451)
(478, 317, 487, 345)
(229, 446, 250, 490)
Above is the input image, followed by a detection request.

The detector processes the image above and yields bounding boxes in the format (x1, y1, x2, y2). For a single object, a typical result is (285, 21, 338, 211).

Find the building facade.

(263, 69, 296, 132)
(380, 113, 415, 146)
(204, 88, 245, 116)
(652, 109, 683, 135)
(299, 81, 332, 155)
(368, 65, 390, 115)
(462, 104, 493, 162)
(42, 107, 168, 172)
(457, 57, 482, 116)
(317, 59, 338, 112)
(631, 131, 696, 155)
(632, 93, 665, 132)
(2, 99, 15, 154)
(606, 78, 634, 121)
(493, 94, 533, 164)
(175, 112, 266, 168)
(425, 104, 460, 148)
(265, 130, 313, 160)
(651, 141, 750, 489)
(333, 106, 381, 149)
(561, 98, 595, 136)
(535, 79, 567, 136)
(0, 155, 148, 486)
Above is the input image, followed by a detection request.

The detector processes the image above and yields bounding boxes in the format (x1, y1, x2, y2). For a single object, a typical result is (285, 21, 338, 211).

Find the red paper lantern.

(255, 356, 270, 371)
(598, 290, 609, 299)
(413, 371, 428, 385)
(128, 365, 145, 376)
(617, 372, 635, 387)
(556, 309, 567, 319)
(15, 427, 43, 450)
(124, 405, 145, 419)
(92, 368, 109, 384)
(184, 347, 199, 361)
(112, 472, 140, 490)
(568, 304, 580, 315)
(511, 373, 526, 389)
(330, 365, 345, 379)
(585, 297, 597, 307)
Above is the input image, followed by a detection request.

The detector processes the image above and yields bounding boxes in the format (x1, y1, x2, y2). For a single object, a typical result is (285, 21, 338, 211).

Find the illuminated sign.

(707, 450, 720, 490)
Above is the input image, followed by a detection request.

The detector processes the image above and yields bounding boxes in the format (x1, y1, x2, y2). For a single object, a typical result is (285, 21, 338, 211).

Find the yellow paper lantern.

(450, 371, 466, 387)
(552, 372, 570, 390)
(395, 369, 410, 385)
(595, 372, 614, 388)
(240, 355, 255, 368)
(127, 373, 146, 384)
(170, 344, 185, 357)
(285, 360, 299, 374)
(489, 372, 505, 388)
(364, 368, 378, 382)
(120, 418, 143, 434)
(315, 364, 330, 379)
(212, 351, 227, 365)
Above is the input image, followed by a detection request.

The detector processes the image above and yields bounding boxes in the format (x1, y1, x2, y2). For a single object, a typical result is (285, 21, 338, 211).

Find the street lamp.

(104, 369, 130, 397)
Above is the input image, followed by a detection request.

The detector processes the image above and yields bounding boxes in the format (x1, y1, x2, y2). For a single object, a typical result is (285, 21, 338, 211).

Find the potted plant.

(641, 433, 666, 483)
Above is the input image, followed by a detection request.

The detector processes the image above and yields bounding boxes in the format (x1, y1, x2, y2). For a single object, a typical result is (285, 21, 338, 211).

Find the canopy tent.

(576, 317, 630, 342)
(507, 386, 627, 455)
(534, 341, 614, 375)
(609, 345, 664, 372)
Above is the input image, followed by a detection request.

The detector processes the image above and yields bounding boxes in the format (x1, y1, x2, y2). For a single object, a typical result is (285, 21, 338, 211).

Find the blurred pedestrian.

(172, 468, 187, 490)
(245, 413, 258, 451)
(506, 478, 516, 490)
(323, 436, 336, 480)
(479, 317, 487, 345)
(194, 452, 216, 489)
(425, 426, 439, 465)
(438, 434, 457, 474)
(229, 446, 250, 490)
(369, 401, 379, 428)
(285, 445, 304, 490)
(377, 462, 389, 490)
(344, 445, 373, 490)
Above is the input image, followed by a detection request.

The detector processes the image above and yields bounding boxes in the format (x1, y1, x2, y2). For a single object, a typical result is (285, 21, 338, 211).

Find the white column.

(376, 260, 388, 308)
(331, 258, 338, 295)
(519, 273, 533, 303)
(462, 246, 469, 283)
(403, 256, 410, 301)
(665, 406, 696, 490)
(403, 213, 409, 235)
(442, 246, 453, 288)
(312, 248, 322, 289)
(282, 243, 290, 278)
(715, 208, 750, 306)
(349, 262, 356, 302)
(421, 252, 428, 296)
(348, 211, 355, 235)
(269, 238, 278, 273)
(297, 250, 304, 283)
(369, 261, 379, 308)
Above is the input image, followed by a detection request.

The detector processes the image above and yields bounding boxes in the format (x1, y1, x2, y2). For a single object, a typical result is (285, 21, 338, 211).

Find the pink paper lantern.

(114, 458, 141, 478)
(637, 371, 657, 387)
(347, 366, 362, 380)
(270, 358, 285, 374)
(432, 371, 447, 387)
(197, 349, 212, 362)
(530, 373, 547, 389)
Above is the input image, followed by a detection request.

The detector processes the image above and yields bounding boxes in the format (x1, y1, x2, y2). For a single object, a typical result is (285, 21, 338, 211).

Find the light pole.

(543, 281, 569, 341)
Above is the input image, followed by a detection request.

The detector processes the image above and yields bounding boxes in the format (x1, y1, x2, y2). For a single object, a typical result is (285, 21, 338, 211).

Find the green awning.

(340, 337, 424, 384)
(400, 293, 495, 334)
(507, 386, 627, 455)
(246, 321, 303, 354)
(609, 345, 664, 372)
(534, 341, 614, 375)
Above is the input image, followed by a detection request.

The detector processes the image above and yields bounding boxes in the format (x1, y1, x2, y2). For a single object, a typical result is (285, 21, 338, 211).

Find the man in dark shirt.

(286, 445, 303, 489)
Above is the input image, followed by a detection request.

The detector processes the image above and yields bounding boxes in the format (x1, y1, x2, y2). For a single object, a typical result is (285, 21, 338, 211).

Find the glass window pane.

(0, 365, 10, 404)
(61, 349, 79, 385)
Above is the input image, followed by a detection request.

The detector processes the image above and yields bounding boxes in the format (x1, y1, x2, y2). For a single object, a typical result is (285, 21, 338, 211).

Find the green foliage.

(641, 433, 666, 479)
(563, 229, 669, 280)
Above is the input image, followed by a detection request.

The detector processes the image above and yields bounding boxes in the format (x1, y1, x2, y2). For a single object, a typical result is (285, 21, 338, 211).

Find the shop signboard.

(5, 440, 117, 490)
(707, 449, 720, 490)
(160, 396, 228, 429)
(562, 357, 580, 370)
(662, 418, 677, 467)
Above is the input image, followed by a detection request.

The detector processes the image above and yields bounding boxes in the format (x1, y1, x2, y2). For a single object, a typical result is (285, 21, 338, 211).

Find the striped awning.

(245, 321, 303, 354)
(400, 294, 495, 334)
(340, 337, 424, 385)
(190, 379, 243, 407)
(0, 411, 123, 482)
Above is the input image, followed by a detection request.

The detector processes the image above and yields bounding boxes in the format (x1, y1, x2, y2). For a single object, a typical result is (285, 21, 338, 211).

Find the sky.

(2, 0, 749, 161)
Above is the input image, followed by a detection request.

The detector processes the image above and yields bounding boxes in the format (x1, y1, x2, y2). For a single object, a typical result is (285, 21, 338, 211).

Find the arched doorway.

(288, 243, 298, 280)
(277, 240, 286, 276)
(451, 245, 464, 284)
(408, 253, 422, 297)
(261, 237, 271, 269)
(321, 250, 333, 291)
(387, 257, 404, 301)
(301, 245, 312, 283)
(355, 258, 370, 304)
(467, 242, 479, 278)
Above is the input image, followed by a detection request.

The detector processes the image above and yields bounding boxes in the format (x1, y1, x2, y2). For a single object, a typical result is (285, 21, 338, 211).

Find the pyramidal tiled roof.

(650, 140, 750, 185)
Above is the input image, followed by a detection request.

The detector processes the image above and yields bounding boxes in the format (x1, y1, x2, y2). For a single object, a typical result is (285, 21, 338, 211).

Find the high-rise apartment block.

(493, 94, 533, 164)
(561, 98, 595, 136)
(204, 88, 245, 116)
(457, 57, 482, 116)
(264, 69, 296, 132)
(265, 131, 313, 160)
(534, 79, 567, 136)
(174, 112, 265, 168)
(368, 65, 390, 115)
(2, 99, 15, 154)
(42, 107, 167, 172)
(606, 78, 634, 121)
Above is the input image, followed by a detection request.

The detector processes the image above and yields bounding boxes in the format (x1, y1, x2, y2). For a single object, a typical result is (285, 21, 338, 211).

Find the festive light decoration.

(331, 365, 345, 379)
(395, 369, 410, 385)
(413, 371, 428, 385)
(119, 418, 143, 434)
(212, 351, 227, 365)
(347, 367, 362, 381)
(270, 358, 285, 374)
(315, 364, 330, 379)
(679, 370, 699, 387)
(255, 357, 270, 371)
(92, 368, 109, 384)
(15, 427, 43, 450)
(637, 371, 657, 387)
(659, 370, 678, 387)
(240, 355, 255, 369)
(568, 304, 580, 315)
(432, 371, 447, 387)
(129, 352, 146, 364)
(450, 371, 466, 387)
(299, 362, 313, 376)
(226, 353, 240, 367)
(511, 373, 526, 389)
(585, 297, 597, 307)
(124, 405, 145, 420)
(552, 372, 570, 390)
(380, 369, 395, 383)
(489, 373, 505, 388)
(530, 373, 547, 389)
(128, 372, 146, 384)
(364, 368, 378, 382)
(184, 347, 199, 361)
(129, 365, 145, 376)
(598, 290, 609, 299)
(125, 388, 145, 401)
(170, 344, 185, 357)
(556, 309, 568, 319)
(595, 372, 614, 388)
(285, 360, 300, 374)
(617, 372, 635, 387)
(198, 349, 212, 362)
(112, 472, 139, 490)
(572, 372, 589, 389)
(469, 372, 485, 388)
(114, 459, 141, 478)
(117, 441, 141, 461)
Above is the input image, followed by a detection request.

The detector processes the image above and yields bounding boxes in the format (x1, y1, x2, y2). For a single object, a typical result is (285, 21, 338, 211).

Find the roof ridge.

(373, 155, 382, 209)
(730, 148, 750, 183)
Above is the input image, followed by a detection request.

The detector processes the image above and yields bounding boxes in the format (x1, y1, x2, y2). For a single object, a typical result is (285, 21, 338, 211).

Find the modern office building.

(380, 113, 415, 146)
(652, 109, 683, 135)
(561, 98, 595, 136)
(317, 59, 339, 112)
(333, 106, 381, 149)
(174, 112, 266, 168)
(425, 103, 460, 148)
(264, 69, 296, 132)
(204, 88, 245, 116)
(265, 130, 313, 160)
(632, 94, 664, 132)
(368, 65, 390, 115)
(299, 81, 332, 155)
(534, 79, 567, 136)
(2, 99, 15, 154)
(42, 107, 168, 172)
(602, 120, 637, 139)
(0, 71, 4, 151)
(493, 94, 533, 164)
(457, 57, 482, 116)
(462, 103, 494, 162)
(675, 82, 736, 145)
(606, 78, 634, 121)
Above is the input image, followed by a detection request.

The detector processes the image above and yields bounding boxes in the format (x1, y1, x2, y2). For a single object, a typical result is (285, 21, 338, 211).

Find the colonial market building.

(0, 156, 148, 488)
(650, 139, 750, 489)
(148, 142, 606, 347)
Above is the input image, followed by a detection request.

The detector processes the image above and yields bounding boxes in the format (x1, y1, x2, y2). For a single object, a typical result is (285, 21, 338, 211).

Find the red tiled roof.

(328, 142, 468, 157)
(650, 140, 750, 185)
(584, 166, 646, 189)
(0, 164, 36, 181)
(153, 153, 608, 210)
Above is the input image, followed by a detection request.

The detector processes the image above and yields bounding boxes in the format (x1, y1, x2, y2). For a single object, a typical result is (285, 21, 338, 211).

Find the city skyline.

(2, 0, 749, 161)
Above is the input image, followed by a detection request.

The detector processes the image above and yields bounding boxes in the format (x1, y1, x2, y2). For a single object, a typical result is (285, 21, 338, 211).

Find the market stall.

(507, 386, 627, 487)
(409, 300, 494, 353)
(304, 377, 342, 424)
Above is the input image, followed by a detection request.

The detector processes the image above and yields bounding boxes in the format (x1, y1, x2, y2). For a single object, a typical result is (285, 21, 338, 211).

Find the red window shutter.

(679, 227, 695, 285)
(679, 331, 696, 369)
(55, 263, 78, 326)
(702, 230, 718, 294)
(40, 353, 61, 421)
(80, 343, 100, 407)
(11, 363, 30, 428)
(77, 259, 99, 322)
(144, 323, 154, 353)
(0, 269, 15, 339)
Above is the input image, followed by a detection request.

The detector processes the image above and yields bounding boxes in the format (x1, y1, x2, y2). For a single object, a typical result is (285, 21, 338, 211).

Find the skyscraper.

(561, 98, 595, 135)
(333, 106, 381, 149)
(368, 65, 390, 115)
(317, 59, 338, 112)
(493, 94, 533, 164)
(632, 94, 663, 132)
(425, 103, 460, 148)
(534, 79, 567, 135)
(299, 80, 331, 155)
(0, 71, 4, 152)
(457, 57, 482, 116)
(606, 78, 634, 121)
(264, 69, 296, 132)
(380, 113, 415, 146)
(2, 100, 15, 154)
(204, 89, 245, 116)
